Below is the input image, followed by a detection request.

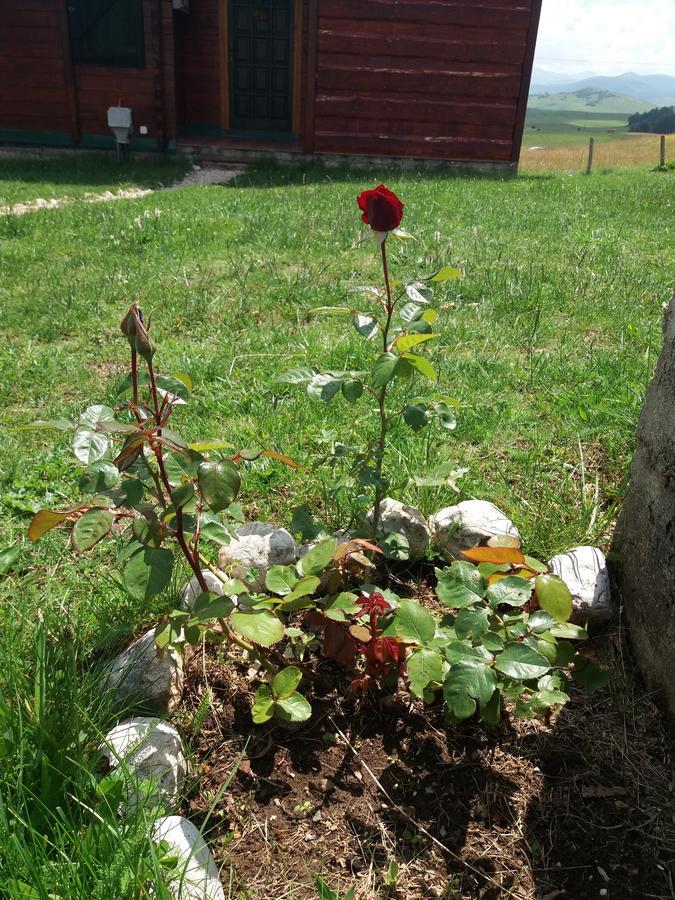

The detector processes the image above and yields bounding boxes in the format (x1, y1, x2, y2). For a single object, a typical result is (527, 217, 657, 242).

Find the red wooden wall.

(0, 0, 175, 149)
(174, 0, 222, 129)
(311, 0, 538, 162)
(0, 0, 73, 139)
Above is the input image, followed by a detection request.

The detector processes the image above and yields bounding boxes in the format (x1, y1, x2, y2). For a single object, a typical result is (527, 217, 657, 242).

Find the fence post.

(660, 135, 666, 168)
(586, 137, 595, 175)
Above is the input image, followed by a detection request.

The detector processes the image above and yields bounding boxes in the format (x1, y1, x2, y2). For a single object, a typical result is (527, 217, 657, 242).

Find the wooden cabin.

(0, 0, 542, 173)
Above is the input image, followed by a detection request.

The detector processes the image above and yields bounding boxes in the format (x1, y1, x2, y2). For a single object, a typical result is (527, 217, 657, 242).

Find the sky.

(533, 0, 675, 75)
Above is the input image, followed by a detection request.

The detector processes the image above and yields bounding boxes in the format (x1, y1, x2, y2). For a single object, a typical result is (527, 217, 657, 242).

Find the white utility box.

(107, 106, 133, 145)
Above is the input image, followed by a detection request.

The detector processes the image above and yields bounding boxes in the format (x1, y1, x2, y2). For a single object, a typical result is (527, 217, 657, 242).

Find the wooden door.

(229, 0, 293, 133)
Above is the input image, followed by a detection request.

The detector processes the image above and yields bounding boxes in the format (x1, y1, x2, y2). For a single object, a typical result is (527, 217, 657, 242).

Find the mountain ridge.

(530, 71, 675, 106)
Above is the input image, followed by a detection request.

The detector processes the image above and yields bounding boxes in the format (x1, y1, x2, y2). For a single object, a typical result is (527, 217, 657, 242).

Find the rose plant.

(277, 184, 463, 557)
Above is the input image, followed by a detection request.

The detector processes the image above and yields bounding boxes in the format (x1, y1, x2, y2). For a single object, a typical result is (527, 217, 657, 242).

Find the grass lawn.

(0, 158, 673, 897)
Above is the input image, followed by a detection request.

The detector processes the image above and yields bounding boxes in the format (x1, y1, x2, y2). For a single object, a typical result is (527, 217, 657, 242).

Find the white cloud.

(534, 0, 675, 75)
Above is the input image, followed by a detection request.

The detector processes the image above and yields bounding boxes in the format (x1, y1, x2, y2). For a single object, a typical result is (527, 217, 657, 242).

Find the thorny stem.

(370, 238, 395, 541)
(146, 356, 209, 594)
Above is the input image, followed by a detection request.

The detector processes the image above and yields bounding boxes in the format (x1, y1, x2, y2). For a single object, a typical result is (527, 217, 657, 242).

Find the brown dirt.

(175, 624, 674, 900)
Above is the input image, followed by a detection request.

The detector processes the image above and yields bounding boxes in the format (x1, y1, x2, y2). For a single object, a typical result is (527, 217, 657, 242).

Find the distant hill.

(530, 72, 675, 106)
(528, 88, 652, 115)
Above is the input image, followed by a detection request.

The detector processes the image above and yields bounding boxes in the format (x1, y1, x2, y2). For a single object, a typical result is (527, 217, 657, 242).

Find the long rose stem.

(370, 239, 395, 540)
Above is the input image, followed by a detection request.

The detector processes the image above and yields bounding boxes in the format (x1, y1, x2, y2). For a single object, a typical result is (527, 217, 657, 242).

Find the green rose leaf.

(171, 481, 195, 510)
(388, 599, 435, 645)
(352, 314, 378, 340)
(79, 461, 120, 494)
(443, 661, 496, 719)
(443, 641, 494, 665)
(123, 547, 174, 600)
(197, 460, 241, 512)
(407, 648, 444, 699)
(297, 538, 336, 577)
(265, 564, 298, 595)
(435, 562, 487, 608)
(550, 622, 588, 640)
(320, 591, 361, 621)
(200, 515, 237, 546)
(454, 605, 490, 641)
(494, 643, 551, 680)
(277, 576, 321, 608)
(395, 333, 437, 354)
(274, 692, 312, 723)
(156, 374, 191, 404)
(401, 352, 436, 381)
(132, 516, 163, 549)
(272, 666, 303, 700)
(527, 610, 557, 632)
(73, 427, 110, 465)
(371, 352, 399, 388)
(252, 685, 275, 723)
(534, 574, 574, 623)
(486, 576, 533, 608)
(402, 403, 429, 432)
(72, 508, 114, 552)
(341, 379, 364, 403)
(307, 374, 342, 402)
(230, 609, 285, 646)
(429, 266, 462, 283)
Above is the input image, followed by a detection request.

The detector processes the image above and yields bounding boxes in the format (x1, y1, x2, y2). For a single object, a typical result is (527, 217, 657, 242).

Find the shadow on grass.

(222, 161, 558, 190)
(0, 155, 188, 191)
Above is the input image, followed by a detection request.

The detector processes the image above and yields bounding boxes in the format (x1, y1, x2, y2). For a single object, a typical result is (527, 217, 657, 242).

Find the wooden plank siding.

(312, 0, 538, 161)
(0, 0, 176, 148)
(0, 1, 72, 136)
(174, 0, 222, 128)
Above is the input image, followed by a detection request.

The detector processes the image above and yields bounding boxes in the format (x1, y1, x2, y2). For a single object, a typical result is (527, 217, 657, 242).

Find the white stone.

(429, 500, 520, 561)
(367, 498, 430, 561)
(102, 717, 186, 811)
(547, 546, 612, 626)
(180, 569, 228, 611)
(218, 522, 296, 590)
(153, 816, 225, 900)
(102, 629, 183, 713)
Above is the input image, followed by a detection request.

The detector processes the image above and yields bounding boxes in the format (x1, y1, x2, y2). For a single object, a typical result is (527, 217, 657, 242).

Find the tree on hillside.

(628, 107, 675, 134)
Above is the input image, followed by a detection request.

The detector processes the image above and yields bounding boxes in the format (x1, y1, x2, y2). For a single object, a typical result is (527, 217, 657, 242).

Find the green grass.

(0, 157, 673, 895)
(528, 88, 651, 115)
(523, 108, 640, 147)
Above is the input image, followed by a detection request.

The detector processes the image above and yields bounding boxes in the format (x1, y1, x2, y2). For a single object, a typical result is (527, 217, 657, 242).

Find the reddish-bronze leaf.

(461, 546, 526, 566)
(28, 509, 71, 542)
(323, 621, 358, 669)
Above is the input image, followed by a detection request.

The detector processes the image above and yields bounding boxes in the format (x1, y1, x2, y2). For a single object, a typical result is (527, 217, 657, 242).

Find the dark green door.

(230, 0, 293, 133)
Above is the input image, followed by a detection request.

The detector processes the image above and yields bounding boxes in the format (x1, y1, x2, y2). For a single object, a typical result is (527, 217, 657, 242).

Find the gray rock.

(366, 498, 430, 561)
(429, 500, 520, 561)
(548, 546, 613, 626)
(218, 521, 296, 590)
(180, 569, 228, 611)
(611, 290, 675, 724)
(102, 717, 186, 811)
(153, 816, 225, 899)
(102, 629, 183, 714)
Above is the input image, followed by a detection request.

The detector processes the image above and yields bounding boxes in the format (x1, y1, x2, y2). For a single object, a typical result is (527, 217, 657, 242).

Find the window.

(68, 0, 145, 68)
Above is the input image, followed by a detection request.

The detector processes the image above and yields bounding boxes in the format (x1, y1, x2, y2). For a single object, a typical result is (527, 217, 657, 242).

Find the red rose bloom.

(357, 184, 404, 233)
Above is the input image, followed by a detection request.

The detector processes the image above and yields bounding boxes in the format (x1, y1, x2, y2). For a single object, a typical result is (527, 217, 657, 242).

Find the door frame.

(217, 0, 303, 137)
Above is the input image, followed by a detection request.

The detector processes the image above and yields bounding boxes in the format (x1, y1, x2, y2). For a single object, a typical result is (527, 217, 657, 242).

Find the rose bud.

(357, 185, 404, 238)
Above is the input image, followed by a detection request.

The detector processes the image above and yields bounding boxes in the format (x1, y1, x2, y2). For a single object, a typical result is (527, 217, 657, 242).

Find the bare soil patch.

(179, 629, 673, 900)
